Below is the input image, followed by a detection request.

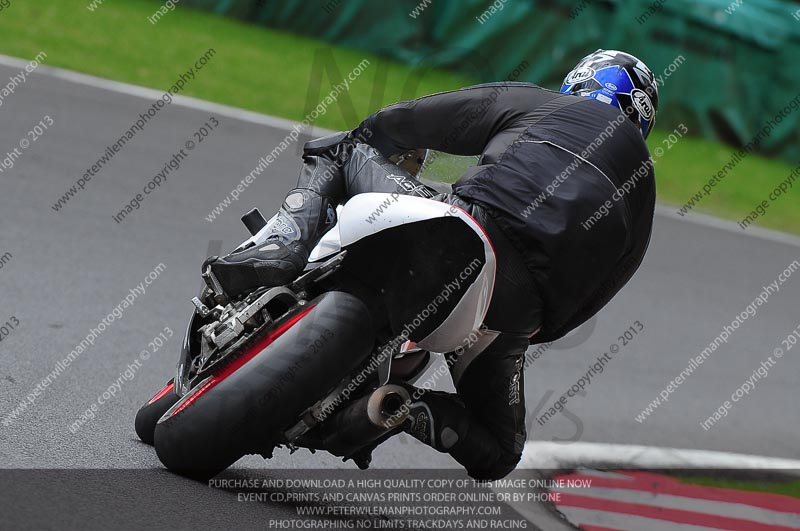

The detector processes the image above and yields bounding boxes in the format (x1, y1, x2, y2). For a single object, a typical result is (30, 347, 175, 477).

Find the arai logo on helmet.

(564, 67, 595, 85)
(631, 88, 654, 120)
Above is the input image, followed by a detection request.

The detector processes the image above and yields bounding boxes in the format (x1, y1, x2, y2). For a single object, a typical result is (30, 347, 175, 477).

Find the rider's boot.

(402, 390, 470, 454)
(204, 133, 351, 297)
(203, 189, 337, 297)
(401, 388, 519, 481)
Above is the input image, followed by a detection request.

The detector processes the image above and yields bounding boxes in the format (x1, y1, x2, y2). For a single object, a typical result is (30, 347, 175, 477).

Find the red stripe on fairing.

(555, 471, 800, 514)
(147, 381, 175, 405)
(448, 204, 497, 324)
(169, 305, 316, 418)
(448, 204, 496, 257)
(556, 493, 799, 531)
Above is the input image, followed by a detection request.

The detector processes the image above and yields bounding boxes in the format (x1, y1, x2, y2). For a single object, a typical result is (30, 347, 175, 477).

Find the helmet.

(560, 49, 658, 139)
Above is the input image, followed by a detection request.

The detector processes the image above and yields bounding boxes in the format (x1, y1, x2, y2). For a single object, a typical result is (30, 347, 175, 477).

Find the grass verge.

(678, 475, 800, 499)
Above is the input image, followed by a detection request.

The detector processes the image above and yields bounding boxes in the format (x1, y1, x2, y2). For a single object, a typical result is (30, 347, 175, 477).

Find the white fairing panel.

(310, 193, 496, 353)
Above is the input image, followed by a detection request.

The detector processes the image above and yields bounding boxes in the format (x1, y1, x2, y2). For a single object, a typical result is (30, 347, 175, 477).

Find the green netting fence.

(182, 0, 800, 162)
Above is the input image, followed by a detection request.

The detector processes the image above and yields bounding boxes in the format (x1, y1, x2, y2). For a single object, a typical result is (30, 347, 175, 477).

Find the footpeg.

(191, 297, 211, 317)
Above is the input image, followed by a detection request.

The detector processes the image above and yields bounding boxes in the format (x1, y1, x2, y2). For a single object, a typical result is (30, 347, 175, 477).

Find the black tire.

(135, 379, 180, 445)
(153, 291, 375, 480)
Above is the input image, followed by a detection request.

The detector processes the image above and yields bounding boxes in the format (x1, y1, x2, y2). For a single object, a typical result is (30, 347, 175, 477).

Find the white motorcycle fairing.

(234, 192, 496, 354)
(311, 193, 496, 354)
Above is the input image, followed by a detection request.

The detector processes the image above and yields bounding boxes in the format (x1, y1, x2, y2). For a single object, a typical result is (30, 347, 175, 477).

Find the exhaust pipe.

(319, 384, 411, 457)
(366, 384, 411, 429)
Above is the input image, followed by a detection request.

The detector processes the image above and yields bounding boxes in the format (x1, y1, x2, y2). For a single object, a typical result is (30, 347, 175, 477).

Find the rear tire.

(135, 379, 179, 446)
(153, 291, 375, 480)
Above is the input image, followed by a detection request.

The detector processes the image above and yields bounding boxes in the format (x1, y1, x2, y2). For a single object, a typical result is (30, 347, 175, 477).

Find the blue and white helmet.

(560, 49, 658, 139)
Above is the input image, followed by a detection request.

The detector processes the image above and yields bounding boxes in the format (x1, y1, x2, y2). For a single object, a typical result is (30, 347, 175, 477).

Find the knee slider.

(283, 188, 337, 231)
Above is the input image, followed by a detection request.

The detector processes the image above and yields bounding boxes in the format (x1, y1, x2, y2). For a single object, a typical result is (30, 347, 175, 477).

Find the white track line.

(2, 53, 798, 249)
(521, 441, 800, 474)
(0, 54, 329, 135)
(656, 205, 800, 249)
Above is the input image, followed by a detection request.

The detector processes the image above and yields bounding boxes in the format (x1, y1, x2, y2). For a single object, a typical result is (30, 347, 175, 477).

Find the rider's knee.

(303, 131, 351, 155)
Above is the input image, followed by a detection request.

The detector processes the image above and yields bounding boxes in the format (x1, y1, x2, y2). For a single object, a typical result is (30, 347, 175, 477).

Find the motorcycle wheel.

(135, 379, 180, 445)
(153, 291, 374, 480)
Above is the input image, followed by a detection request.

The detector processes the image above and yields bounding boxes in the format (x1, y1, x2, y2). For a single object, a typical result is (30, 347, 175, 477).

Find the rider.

(204, 50, 658, 480)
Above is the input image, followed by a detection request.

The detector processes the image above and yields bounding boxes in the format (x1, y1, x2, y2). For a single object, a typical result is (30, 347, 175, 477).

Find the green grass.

(0, 0, 472, 130)
(647, 128, 800, 234)
(1, 0, 797, 234)
(678, 475, 800, 499)
(421, 153, 479, 184)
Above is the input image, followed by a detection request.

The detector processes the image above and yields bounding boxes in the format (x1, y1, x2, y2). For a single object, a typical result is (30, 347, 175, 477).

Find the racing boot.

(204, 189, 337, 297)
(401, 387, 521, 481)
(403, 389, 470, 455)
(204, 133, 352, 297)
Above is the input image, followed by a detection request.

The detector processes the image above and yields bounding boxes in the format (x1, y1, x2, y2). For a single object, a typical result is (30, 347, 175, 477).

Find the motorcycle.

(135, 190, 496, 479)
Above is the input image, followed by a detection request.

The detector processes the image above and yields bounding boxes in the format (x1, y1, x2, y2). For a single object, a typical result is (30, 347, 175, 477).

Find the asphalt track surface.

(0, 62, 799, 529)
